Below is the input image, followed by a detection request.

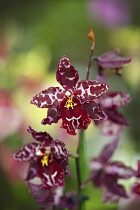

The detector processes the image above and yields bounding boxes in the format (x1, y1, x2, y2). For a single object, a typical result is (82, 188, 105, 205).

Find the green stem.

(86, 49, 94, 80)
(75, 129, 86, 210)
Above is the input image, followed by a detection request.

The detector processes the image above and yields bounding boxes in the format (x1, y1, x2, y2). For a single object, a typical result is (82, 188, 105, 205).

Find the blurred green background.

(0, 0, 140, 209)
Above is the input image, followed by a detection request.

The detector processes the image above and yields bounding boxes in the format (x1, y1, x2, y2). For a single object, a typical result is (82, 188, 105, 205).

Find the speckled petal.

(41, 107, 61, 125)
(83, 101, 108, 120)
(13, 142, 40, 161)
(28, 126, 53, 144)
(105, 161, 138, 179)
(30, 87, 64, 108)
(75, 80, 110, 102)
(100, 91, 131, 109)
(51, 140, 68, 160)
(38, 161, 65, 190)
(56, 56, 79, 91)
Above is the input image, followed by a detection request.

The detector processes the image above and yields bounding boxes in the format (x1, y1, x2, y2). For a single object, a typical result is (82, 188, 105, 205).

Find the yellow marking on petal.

(41, 154, 50, 166)
(64, 96, 77, 110)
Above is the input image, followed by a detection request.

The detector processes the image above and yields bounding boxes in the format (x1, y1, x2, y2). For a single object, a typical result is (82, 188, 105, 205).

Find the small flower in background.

(13, 126, 71, 190)
(94, 50, 132, 83)
(88, 0, 130, 28)
(31, 56, 110, 135)
(95, 91, 131, 137)
(88, 138, 137, 202)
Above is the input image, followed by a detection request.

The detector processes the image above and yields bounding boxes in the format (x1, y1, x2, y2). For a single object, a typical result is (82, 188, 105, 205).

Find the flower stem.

(76, 130, 83, 194)
(75, 129, 86, 210)
(86, 49, 94, 80)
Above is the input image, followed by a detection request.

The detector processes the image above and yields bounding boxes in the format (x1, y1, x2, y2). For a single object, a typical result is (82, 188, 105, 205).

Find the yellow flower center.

(41, 154, 50, 166)
(64, 96, 77, 110)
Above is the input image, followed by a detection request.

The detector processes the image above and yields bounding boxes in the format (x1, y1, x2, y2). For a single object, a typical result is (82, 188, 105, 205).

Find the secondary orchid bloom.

(95, 91, 131, 137)
(13, 126, 71, 190)
(31, 56, 110, 135)
(89, 138, 137, 202)
(27, 183, 77, 209)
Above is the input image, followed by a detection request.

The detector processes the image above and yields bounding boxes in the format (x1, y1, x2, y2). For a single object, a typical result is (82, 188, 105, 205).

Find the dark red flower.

(95, 91, 131, 137)
(89, 138, 137, 202)
(31, 56, 110, 135)
(13, 126, 71, 190)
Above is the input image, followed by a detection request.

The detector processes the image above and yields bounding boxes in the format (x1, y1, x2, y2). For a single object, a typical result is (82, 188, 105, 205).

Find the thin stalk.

(75, 129, 85, 210)
(75, 129, 84, 194)
(86, 49, 94, 80)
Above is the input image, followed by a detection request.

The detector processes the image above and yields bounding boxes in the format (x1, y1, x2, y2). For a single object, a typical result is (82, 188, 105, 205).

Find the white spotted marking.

(43, 173, 53, 186)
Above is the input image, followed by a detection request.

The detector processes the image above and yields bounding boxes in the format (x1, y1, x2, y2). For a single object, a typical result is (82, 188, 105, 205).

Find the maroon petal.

(58, 158, 72, 178)
(30, 87, 64, 108)
(51, 140, 71, 177)
(104, 108, 129, 126)
(75, 80, 110, 102)
(41, 107, 61, 125)
(38, 161, 65, 190)
(83, 101, 107, 120)
(27, 126, 53, 144)
(99, 138, 119, 163)
(25, 162, 38, 181)
(51, 140, 68, 160)
(101, 91, 131, 109)
(102, 187, 125, 203)
(104, 175, 128, 198)
(60, 97, 91, 135)
(13, 142, 39, 161)
(105, 161, 137, 179)
(26, 182, 54, 207)
(96, 50, 132, 69)
(56, 56, 79, 91)
(92, 170, 104, 187)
